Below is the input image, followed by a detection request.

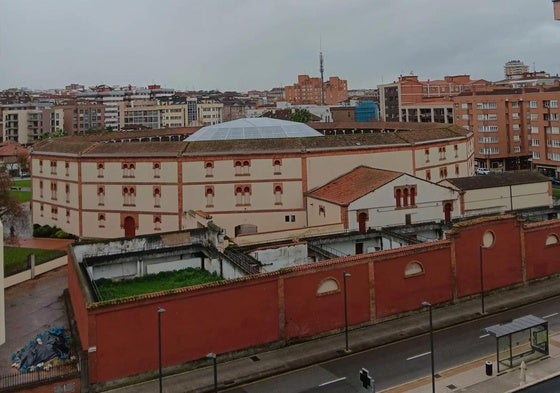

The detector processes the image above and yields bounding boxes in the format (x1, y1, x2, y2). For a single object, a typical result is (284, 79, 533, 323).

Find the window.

(50, 161, 57, 175)
(39, 180, 44, 198)
(454, 144, 458, 158)
(426, 170, 431, 181)
(153, 187, 161, 207)
(66, 209, 70, 224)
(97, 186, 105, 206)
(97, 163, 104, 177)
(274, 184, 283, 205)
(65, 162, 69, 176)
(319, 205, 326, 217)
(404, 261, 424, 278)
(273, 159, 282, 174)
(50, 182, 57, 200)
(455, 164, 460, 176)
(242, 160, 250, 175)
(532, 139, 540, 147)
(476, 102, 497, 109)
(154, 215, 162, 231)
(424, 148, 430, 163)
(529, 100, 538, 109)
(122, 163, 135, 178)
(234, 161, 242, 175)
(123, 187, 136, 206)
(546, 234, 559, 246)
(316, 278, 339, 296)
(39, 160, 43, 174)
(533, 151, 541, 159)
(205, 186, 214, 207)
(205, 161, 214, 177)
(51, 206, 58, 220)
(235, 185, 251, 205)
(395, 188, 402, 208)
(153, 162, 161, 178)
(511, 102, 520, 108)
(514, 146, 521, 153)
(98, 213, 105, 228)
(65, 184, 70, 203)
(40, 204, 44, 217)
(438, 146, 446, 160)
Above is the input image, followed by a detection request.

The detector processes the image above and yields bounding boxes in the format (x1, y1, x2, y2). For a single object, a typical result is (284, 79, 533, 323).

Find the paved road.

(224, 296, 560, 393)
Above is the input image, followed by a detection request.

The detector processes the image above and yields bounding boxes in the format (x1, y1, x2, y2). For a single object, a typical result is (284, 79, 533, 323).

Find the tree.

(288, 109, 311, 123)
(0, 167, 25, 234)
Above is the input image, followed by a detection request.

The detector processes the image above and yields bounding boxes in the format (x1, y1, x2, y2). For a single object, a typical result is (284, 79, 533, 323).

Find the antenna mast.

(320, 37, 325, 106)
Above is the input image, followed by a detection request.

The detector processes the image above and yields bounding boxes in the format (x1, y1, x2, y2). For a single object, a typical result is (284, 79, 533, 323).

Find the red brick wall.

(72, 215, 560, 384)
(90, 279, 281, 383)
(525, 221, 560, 279)
(283, 264, 371, 339)
(374, 243, 453, 318)
(453, 217, 523, 298)
(67, 254, 89, 351)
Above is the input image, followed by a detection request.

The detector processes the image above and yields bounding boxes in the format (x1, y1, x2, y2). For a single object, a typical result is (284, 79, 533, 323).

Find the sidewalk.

(103, 277, 560, 393)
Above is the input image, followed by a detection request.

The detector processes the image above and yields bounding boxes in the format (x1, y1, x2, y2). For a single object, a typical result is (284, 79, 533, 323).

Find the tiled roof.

(0, 141, 28, 157)
(307, 166, 402, 205)
(443, 171, 549, 190)
(82, 141, 187, 157)
(31, 122, 471, 157)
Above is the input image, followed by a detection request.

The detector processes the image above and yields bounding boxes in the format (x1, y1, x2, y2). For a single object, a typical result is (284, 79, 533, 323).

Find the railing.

(223, 248, 260, 275)
(308, 243, 349, 259)
(0, 361, 79, 391)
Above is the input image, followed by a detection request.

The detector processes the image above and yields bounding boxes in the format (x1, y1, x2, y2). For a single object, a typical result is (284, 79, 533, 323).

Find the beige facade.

(119, 101, 190, 130)
(196, 100, 223, 126)
(30, 121, 473, 240)
(3, 106, 63, 144)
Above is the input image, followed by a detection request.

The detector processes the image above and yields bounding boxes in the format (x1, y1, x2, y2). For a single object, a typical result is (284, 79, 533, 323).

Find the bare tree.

(0, 167, 25, 238)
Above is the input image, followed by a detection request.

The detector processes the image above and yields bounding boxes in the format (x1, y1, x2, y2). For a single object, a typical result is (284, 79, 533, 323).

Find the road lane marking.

(542, 313, 559, 319)
(407, 351, 431, 360)
(319, 377, 346, 386)
(479, 333, 490, 339)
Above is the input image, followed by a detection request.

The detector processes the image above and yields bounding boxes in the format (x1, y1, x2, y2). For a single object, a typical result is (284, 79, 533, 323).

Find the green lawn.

(554, 188, 560, 198)
(12, 179, 31, 188)
(4, 247, 66, 276)
(11, 190, 31, 202)
(95, 268, 222, 301)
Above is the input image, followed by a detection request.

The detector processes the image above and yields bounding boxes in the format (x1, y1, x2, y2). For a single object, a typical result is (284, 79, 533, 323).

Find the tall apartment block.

(454, 85, 560, 176)
(284, 75, 348, 105)
(554, 0, 560, 20)
(378, 74, 488, 122)
(1, 103, 63, 144)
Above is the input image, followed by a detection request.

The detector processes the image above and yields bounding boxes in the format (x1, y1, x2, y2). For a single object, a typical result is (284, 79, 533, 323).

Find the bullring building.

(30, 118, 474, 240)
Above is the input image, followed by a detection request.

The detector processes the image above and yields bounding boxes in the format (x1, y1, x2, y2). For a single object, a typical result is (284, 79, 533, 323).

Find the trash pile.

(11, 327, 72, 372)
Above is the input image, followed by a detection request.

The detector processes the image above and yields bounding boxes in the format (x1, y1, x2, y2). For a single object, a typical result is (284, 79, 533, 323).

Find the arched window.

(403, 188, 409, 207)
(98, 186, 105, 205)
(243, 186, 251, 205)
(154, 215, 162, 231)
(316, 278, 340, 296)
(205, 187, 214, 207)
(65, 161, 69, 176)
(273, 159, 282, 174)
(404, 261, 424, 277)
(66, 209, 70, 223)
(123, 187, 130, 205)
(410, 187, 416, 206)
(40, 203, 44, 217)
(234, 161, 243, 175)
(546, 234, 559, 246)
(242, 160, 250, 175)
(205, 161, 214, 177)
(235, 186, 243, 205)
(274, 185, 283, 205)
(39, 180, 44, 198)
(395, 188, 402, 208)
(65, 184, 70, 203)
(97, 162, 104, 177)
(153, 162, 161, 178)
(98, 213, 105, 228)
(153, 187, 161, 207)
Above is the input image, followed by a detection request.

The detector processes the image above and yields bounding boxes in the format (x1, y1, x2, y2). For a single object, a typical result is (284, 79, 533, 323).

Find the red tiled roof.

(0, 141, 29, 158)
(307, 166, 402, 206)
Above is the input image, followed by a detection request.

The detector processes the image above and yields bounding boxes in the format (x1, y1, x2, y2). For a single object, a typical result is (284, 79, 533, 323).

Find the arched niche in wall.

(317, 277, 339, 296)
(404, 261, 424, 278)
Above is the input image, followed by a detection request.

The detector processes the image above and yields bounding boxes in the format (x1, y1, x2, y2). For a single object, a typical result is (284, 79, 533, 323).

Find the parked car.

(475, 168, 490, 175)
(549, 177, 560, 186)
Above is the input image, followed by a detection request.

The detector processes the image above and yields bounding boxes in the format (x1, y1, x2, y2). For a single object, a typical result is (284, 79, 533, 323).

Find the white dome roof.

(185, 118, 323, 141)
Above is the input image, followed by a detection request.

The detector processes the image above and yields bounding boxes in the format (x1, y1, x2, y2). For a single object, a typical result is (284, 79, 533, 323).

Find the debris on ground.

(10, 327, 72, 372)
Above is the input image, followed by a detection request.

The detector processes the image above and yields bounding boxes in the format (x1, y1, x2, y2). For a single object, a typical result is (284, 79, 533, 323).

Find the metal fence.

(0, 361, 79, 391)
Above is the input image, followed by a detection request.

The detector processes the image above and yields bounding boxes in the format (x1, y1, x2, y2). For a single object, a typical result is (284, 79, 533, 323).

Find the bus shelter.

(484, 315, 548, 373)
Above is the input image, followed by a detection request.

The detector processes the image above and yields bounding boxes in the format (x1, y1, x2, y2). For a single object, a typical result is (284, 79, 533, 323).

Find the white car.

(475, 168, 490, 175)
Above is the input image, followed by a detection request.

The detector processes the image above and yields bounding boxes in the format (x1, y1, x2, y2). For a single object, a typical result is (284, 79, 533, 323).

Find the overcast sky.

(1, 0, 559, 92)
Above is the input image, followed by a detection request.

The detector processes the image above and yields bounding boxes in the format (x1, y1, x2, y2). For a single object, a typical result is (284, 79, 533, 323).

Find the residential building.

(504, 60, 530, 79)
(284, 75, 348, 105)
(30, 118, 473, 239)
(555, 0, 560, 20)
(453, 85, 560, 175)
(1, 103, 63, 144)
(196, 99, 223, 126)
(59, 102, 105, 135)
(377, 74, 488, 122)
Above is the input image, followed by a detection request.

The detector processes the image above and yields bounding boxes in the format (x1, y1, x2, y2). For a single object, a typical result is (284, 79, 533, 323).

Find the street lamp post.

(157, 307, 166, 393)
(206, 353, 218, 392)
(343, 271, 351, 352)
(421, 301, 435, 393)
(479, 245, 486, 314)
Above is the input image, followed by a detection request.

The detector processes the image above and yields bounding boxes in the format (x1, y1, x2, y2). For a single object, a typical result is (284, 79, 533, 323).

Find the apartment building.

(504, 60, 530, 79)
(118, 100, 195, 130)
(197, 99, 223, 126)
(453, 85, 560, 176)
(378, 74, 488, 122)
(284, 75, 348, 105)
(59, 102, 105, 135)
(1, 103, 63, 144)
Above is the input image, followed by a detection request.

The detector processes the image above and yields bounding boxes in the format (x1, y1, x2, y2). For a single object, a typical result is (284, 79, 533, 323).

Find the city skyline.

(1, 0, 559, 92)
